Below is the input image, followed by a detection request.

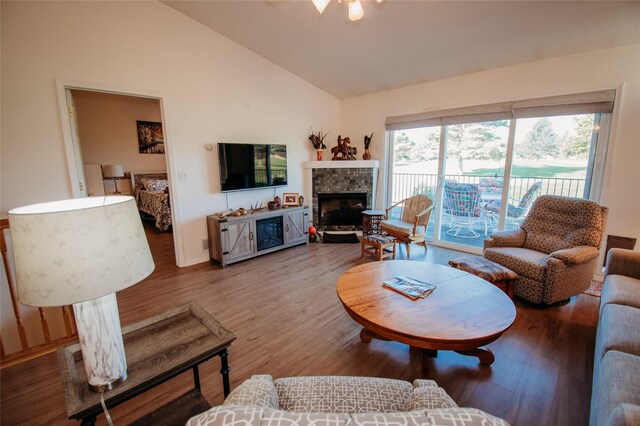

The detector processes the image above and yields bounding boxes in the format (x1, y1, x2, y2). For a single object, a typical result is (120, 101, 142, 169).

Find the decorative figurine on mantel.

(363, 132, 373, 160)
(331, 135, 358, 160)
(309, 130, 328, 161)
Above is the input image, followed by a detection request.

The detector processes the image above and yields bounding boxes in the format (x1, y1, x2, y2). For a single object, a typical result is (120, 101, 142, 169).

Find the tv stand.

(207, 206, 309, 268)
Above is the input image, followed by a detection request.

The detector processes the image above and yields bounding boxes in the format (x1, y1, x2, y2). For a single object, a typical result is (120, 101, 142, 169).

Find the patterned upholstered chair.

(484, 195, 608, 305)
(187, 375, 509, 425)
(380, 194, 433, 258)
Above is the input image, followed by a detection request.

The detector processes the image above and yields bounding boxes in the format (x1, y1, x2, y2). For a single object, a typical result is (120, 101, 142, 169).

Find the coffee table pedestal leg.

(360, 327, 495, 373)
(455, 347, 495, 365)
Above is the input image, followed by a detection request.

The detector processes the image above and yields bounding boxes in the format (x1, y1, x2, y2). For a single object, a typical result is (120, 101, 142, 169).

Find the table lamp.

(102, 165, 125, 194)
(8, 196, 154, 392)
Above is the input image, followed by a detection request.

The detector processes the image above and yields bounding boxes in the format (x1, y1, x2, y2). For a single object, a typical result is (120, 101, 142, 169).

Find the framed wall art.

(137, 121, 165, 154)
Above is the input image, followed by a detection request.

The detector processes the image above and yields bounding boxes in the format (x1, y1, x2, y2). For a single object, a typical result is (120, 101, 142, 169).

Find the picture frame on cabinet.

(282, 192, 299, 207)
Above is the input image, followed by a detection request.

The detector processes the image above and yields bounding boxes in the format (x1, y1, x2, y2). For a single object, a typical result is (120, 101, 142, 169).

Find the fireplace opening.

(318, 193, 367, 227)
(256, 216, 284, 251)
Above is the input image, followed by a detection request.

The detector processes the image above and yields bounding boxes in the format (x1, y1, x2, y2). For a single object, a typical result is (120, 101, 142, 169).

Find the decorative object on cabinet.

(274, 195, 281, 207)
(283, 192, 299, 207)
(299, 195, 305, 206)
(137, 120, 165, 154)
(207, 206, 309, 268)
(102, 164, 125, 194)
(363, 132, 373, 160)
(9, 196, 154, 393)
(331, 135, 357, 160)
(250, 201, 265, 212)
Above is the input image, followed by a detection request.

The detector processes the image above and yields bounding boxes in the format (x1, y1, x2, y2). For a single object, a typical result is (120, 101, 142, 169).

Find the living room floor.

(0, 226, 600, 425)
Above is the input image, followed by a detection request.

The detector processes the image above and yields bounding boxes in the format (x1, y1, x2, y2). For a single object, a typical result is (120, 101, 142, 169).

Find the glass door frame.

(384, 112, 611, 255)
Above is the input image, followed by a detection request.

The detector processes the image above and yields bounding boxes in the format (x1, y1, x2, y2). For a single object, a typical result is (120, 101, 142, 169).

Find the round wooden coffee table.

(336, 260, 516, 367)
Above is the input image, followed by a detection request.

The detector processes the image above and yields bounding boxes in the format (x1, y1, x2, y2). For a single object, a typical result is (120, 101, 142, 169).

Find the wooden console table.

(57, 302, 236, 425)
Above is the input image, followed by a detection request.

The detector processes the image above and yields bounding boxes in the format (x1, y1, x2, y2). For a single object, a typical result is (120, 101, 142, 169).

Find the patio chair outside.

(484, 181, 542, 228)
(443, 183, 485, 238)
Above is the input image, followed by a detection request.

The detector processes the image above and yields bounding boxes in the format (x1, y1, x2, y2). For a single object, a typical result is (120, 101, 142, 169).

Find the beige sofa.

(187, 375, 509, 425)
(590, 248, 640, 426)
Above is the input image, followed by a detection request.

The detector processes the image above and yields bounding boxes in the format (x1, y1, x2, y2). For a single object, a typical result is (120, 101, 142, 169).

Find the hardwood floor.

(0, 228, 600, 425)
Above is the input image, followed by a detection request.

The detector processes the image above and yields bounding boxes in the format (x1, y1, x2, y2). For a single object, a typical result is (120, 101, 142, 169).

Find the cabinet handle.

(249, 232, 253, 240)
(285, 224, 289, 232)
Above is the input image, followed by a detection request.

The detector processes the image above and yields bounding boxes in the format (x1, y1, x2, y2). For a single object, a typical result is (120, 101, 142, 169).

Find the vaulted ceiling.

(163, 1, 640, 99)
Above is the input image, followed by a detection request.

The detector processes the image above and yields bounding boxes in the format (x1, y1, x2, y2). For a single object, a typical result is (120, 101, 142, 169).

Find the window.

(385, 90, 614, 252)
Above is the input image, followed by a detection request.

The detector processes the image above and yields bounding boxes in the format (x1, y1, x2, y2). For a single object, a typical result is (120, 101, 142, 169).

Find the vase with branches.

(309, 130, 328, 160)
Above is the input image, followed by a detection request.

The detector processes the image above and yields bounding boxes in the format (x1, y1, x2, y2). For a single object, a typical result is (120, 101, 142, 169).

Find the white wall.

(1, 1, 341, 266)
(341, 43, 640, 249)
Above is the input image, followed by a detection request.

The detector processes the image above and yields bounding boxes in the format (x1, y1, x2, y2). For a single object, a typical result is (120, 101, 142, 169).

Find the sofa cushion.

(600, 275, 640, 315)
(352, 408, 509, 426)
(594, 304, 640, 365)
(405, 379, 458, 411)
(223, 375, 279, 409)
(274, 376, 413, 413)
(484, 247, 548, 282)
(590, 351, 640, 426)
(186, 405, 269, 426)
(188, 406, 510, 426)
(605, 404, 640, 426)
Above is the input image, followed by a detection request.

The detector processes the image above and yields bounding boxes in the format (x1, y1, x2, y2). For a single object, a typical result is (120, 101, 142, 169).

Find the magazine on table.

(382, 275, 436, 300)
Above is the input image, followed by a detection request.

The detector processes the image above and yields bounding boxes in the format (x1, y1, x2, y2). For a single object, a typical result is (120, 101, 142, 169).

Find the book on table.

(382, 275, 436, 300)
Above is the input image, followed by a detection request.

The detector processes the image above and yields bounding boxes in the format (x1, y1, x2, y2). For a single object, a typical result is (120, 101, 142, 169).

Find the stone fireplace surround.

(303, 161, 380, 232)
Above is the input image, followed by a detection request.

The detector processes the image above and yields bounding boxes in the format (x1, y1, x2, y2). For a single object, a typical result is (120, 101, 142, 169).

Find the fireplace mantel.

(303, 160, 380, 169)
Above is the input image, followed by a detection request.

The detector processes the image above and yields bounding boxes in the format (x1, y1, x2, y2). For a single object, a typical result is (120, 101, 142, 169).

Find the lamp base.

(88, 371, 127, 393)
(113, 178, 121, 195)
(73, 293, 128, 393)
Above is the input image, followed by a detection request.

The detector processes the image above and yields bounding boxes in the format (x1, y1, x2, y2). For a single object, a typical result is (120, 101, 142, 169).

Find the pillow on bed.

(141, 178, 169, 192)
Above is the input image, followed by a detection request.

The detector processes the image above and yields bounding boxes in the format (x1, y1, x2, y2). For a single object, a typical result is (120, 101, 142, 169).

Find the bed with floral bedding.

(131, 171, 172, 231)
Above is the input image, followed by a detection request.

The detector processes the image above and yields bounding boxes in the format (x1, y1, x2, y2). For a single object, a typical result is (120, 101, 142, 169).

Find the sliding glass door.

(439, 120, 509, 247)
(386, 95, 611, 253)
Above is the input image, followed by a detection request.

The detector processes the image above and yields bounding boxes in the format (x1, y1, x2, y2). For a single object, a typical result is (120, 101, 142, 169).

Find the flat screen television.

(218, 143, 288, 192)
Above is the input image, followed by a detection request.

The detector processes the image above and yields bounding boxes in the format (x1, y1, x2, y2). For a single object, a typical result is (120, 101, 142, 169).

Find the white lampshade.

(103, 164, 124, 178)
(348, 0, 364, 20)
(9, 196, 154, 307)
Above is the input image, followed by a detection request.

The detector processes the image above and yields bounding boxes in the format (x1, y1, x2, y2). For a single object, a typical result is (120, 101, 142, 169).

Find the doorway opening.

(57, 81, 179, 266)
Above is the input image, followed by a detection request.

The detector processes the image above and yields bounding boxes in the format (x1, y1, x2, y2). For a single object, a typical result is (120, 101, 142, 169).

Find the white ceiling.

(162, 1, 640, 99)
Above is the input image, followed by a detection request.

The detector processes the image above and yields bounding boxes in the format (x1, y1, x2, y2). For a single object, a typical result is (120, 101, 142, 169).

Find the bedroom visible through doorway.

(65, 89, 175, 264)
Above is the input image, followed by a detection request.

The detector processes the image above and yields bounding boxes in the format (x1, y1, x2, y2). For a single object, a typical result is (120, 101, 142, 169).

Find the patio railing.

(392, 173, 586, 205)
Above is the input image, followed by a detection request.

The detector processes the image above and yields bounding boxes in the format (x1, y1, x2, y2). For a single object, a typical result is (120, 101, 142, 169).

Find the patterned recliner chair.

(484, 195, 608, 305)
(187, 375, 509, 425)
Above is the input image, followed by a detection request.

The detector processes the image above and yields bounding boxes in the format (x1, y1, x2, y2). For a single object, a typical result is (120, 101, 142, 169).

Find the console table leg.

(455, 347, 495, 365)
(193, 365, 201, 390)
(219, 349, 231, 397)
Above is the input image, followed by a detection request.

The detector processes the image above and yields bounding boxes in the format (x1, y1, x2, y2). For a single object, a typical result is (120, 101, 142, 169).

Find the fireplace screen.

(256, 216, 284, 251)
(318, 193, 367, 226)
